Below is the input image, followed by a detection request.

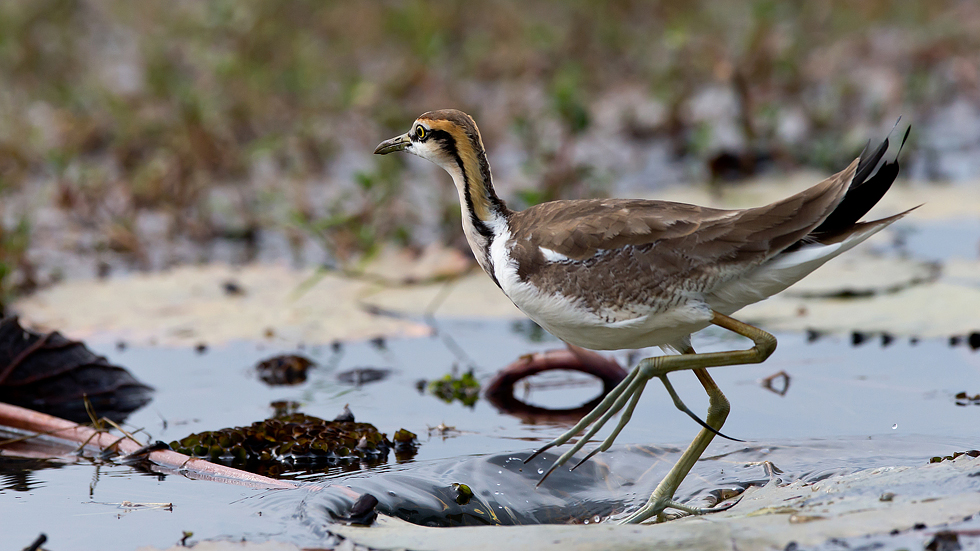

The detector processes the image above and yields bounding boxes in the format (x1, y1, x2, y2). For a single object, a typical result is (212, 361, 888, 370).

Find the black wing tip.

(810, 124, 911, 236)
(898, 124, 911, 155)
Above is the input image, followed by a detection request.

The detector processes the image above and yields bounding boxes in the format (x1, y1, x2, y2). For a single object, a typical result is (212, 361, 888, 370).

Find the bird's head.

(374, 109, 487, 177)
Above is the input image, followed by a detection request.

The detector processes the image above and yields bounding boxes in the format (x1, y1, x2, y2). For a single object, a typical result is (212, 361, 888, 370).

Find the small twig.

(83, 393, 104, 431)
(101, 418, 144, 446)
(24, 533, 46, 551)
(0, 402, 295, 490)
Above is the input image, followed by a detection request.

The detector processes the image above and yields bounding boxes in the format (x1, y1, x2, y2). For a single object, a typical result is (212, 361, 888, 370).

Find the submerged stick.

(0, 402, 295, 490)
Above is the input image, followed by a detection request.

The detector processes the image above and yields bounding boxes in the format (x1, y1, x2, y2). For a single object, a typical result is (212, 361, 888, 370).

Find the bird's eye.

(415, 126, 426, 140)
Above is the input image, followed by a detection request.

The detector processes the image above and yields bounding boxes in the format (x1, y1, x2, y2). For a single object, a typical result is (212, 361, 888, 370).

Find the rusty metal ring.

(484, 346, 628, 423)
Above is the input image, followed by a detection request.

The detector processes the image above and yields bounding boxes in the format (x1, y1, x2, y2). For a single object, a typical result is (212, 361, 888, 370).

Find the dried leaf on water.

(0, 317, 152, 423)
(255, 354, 314, 386)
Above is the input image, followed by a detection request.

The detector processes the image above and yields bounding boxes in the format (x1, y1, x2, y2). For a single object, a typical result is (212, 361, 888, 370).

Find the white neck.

(446, 165, 504, 277)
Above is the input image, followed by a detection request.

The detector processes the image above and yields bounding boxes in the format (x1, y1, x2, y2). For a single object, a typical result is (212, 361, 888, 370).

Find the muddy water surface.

(2, 319, 978, 549)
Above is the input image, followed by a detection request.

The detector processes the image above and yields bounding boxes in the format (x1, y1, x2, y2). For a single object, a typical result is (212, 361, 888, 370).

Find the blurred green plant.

(550, 62, 591, 136)
(428, 369, 480, 408)
(0, 216, 32, 315)
(290, 155, 410, 265)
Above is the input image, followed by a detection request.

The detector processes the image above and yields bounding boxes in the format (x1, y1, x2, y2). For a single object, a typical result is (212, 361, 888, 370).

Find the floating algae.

(170, 412, 418, 476)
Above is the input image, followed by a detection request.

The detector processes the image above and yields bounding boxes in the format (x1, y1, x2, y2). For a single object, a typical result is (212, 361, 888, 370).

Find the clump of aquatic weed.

(929, 450, 980, 463)
(424, 368, 481, 408)
(0, 216, 33, 315)
(170, 412, 419, 477)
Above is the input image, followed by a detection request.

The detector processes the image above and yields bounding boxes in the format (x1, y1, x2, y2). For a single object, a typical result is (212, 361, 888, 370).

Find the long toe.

(621, 495, 740, 524)
(525, 369, 639, 466)
(535, 373, 649, 483)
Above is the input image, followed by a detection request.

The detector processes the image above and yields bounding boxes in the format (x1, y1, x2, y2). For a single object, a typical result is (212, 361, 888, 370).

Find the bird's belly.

(499, 276, 713, 350)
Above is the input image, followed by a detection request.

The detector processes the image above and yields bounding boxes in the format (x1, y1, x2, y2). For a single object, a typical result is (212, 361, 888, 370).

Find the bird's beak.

(374, 133, 411, 155)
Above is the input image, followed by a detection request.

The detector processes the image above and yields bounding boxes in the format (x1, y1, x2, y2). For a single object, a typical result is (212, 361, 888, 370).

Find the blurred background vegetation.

(1, 0, 979, 311)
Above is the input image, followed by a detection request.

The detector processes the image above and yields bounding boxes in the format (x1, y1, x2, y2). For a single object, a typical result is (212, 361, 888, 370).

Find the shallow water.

(2, 318, 979, 549)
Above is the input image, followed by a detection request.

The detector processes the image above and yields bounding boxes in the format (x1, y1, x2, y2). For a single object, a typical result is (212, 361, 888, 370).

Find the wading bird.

(375, 109, 910, 523)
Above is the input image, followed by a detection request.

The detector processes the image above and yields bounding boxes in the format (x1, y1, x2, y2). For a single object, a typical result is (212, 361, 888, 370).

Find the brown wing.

(507, 160, 858, 304)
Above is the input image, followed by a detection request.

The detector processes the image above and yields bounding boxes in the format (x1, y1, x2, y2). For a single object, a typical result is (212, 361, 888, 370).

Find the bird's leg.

(526, 345, 738, 477)
(524, 312, 776, 492)
(619, 365, 731, 523)
(620, 312, 775, 524)
(571, 353, 743, 471)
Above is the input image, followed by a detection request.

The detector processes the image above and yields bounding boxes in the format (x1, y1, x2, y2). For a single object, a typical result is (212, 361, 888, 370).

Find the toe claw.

(536, 461, 561, 487)
(677, 401, 744, 442)
(525, 443, 554, 464)
(571, 447, 602, 471)
(704, 495, 741, 513)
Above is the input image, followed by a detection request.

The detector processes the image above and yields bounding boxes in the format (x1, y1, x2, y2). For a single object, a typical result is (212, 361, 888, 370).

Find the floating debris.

(222, 280, 246, 296)
(391, 429, 418, 461)
(929, 450, 980, 463)
(760, 370, 791, 397)
(169, 411, 418, 476)
(484, 346, 626, 422)
(426, 368, 481, 407)
(336, 367, 392, 386)
(270, 400, 302, 417)
(452, 483, 473, 505)
(427, 422, 460, 438)
(333, 404, 355, 422)
(950, 332, 980, 351)
(115, 500, 173, 511)
(255, 354, 314, 386)
(925, 531, 962, 551)
(954, 392, 980, 406)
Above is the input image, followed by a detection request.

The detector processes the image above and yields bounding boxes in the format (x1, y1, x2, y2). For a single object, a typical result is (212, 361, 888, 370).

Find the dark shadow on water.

(294, 436, 979, 527)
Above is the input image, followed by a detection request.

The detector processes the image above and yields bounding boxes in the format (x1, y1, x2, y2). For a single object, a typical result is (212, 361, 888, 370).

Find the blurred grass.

(0, 0, 977, 298)
(0, 216, 31, 314)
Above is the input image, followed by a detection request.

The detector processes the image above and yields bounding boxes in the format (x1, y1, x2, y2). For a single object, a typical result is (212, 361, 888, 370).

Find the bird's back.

(490, 157, 907, 350)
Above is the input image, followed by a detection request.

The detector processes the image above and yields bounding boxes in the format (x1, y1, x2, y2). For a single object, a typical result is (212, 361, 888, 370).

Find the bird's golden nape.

(374, 109, 910, 524)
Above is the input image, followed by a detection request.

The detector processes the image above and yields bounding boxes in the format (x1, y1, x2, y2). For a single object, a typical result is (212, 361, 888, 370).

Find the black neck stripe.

(430, 129, 494, 240)
(430, 128, 500, 288)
